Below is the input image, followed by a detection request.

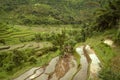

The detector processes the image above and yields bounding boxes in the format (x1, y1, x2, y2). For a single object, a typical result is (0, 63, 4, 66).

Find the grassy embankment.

(76, 29, 120, 80)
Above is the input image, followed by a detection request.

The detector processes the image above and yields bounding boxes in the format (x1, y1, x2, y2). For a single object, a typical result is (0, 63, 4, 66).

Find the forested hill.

(0, 0, 101, 25)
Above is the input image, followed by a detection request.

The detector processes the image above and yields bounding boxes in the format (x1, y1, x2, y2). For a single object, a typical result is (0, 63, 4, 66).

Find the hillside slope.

(0, 0, 100, 25)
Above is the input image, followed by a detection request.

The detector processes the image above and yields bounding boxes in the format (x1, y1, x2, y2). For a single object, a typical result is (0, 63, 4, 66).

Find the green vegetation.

(0, 0, 120, 80)
(0, 0, 100, 25)
(92, 1, 120, 79)
(0, 24, 83, 79)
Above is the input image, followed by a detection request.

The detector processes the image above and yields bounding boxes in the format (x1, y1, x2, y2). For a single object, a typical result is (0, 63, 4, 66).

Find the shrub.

(0, 39, 6, 45)
(34, 33, 43, 42)
(114, 30, 120, 44)
(12, 50, 26, 66)
(99, 66, 120, 80)
(3, 62, 15, 71)
(28, 56, 37, 64)
(64, 38, 77, 47)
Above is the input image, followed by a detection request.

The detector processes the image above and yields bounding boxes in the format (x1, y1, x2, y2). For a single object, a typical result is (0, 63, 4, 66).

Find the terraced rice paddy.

(14, 45, 101, 80)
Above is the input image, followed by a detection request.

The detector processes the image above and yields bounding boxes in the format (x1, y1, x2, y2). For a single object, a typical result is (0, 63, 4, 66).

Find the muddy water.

(26, 68, 44, 80)
(14, 67, 40, 80)
(73, 47, 89, 80)
(35, 57, 59, 80)
(44, 57, 59, 74)
(14, 57, 59, 80)
(85, 45, 101, 79)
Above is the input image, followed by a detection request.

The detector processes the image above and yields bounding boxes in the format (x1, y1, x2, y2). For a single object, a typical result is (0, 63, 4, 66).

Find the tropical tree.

(94, 0, 120, 31)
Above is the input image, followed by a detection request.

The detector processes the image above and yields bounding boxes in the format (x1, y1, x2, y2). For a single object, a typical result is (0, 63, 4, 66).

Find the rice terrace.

(0, 0, 120, 80)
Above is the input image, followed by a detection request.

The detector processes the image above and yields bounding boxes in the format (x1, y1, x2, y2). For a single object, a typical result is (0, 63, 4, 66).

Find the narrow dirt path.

(49, 55, 72, 80)
(60, 57, 77, 80)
